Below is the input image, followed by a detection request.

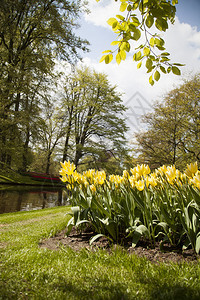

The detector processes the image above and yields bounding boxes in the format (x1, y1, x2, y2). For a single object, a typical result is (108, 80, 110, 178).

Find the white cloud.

(164, 18, 200, 73)
(84, 0, 121, 28)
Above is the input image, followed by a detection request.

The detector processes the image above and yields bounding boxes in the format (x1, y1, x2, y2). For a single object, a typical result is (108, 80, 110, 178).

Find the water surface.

(0, 185, 69, 214)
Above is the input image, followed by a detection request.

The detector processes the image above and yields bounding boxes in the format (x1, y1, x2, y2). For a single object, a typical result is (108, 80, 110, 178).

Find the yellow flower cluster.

(186, 162, 200, 189)
(59, 160, 200, 192)
(59, 161, 106, 191)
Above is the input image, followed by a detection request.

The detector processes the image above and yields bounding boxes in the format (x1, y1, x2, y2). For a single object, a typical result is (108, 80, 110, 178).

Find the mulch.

(39, 227, 199, 264)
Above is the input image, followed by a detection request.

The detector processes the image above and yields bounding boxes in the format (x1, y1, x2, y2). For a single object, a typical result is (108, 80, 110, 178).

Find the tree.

(99, 0, 184, 84)
(133, 74, 200, 169)
(0, 0, 89, 169)
(34, 100, 67, 174)
(60, 66, 129, 170)
(179, 74, 200, 162)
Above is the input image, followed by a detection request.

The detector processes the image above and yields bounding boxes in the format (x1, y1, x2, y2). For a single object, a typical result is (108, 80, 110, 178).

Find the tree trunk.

(62, 105, 74, 162)
(22, 128, 30, 171)
(74, 145, 83, 167)
(46, 151, 52, 174)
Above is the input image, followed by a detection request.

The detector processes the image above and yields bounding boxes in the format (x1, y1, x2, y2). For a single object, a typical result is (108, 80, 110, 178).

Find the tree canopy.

(133, 73, 200, 169)
(99, 0, 184, 85)
(0, 0, 89, 170)
(60, 66, 129, 172)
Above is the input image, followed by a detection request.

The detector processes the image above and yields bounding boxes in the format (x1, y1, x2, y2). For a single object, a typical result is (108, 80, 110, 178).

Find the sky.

(76, 0, 200, 137)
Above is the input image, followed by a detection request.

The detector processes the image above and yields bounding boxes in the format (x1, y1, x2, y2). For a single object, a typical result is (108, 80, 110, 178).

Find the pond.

(0, 185, 69, 214)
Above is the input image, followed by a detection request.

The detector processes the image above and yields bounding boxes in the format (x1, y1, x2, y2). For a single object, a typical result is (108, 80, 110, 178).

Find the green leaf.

(161, 57, 170, 62)
(120, 41, 130, 52)
(149, 75, 154, 86)
(136, 224, 149, 236)
(89, 234, 105, 245)
(131, 16, 140, 27)
(132, 225, 149, 246)
(120, 2, 127, 12)
(120, 42, 127, 51)
(99, 55, 106, 63)
(150, 37, 154, 47)
(135, 51, 142, 61)
(120, 50, 126, 60)
(109, 53, 113, 63)
(116, 14, 125, 21)
(137, 61, 142, 69)
(157, 222, 168, 231)
(160, 66, 166, 73)
(146, 66, 154, 73)
(132, 28, 141, 41)
(159, 38, 165, 46)
(102, 50, 112, 54)
(195, 233, 200, 254)
(107, 18, 117, 26)
(105, 54, 113, 64)
(172, 66, 181, 75)
(112, 21, 118, 29)
(154, 71, 160, 81)
(125, 42, 130, 52)
(156, 46, 166, 51)
(111, 41, 119, 46)
(66, 217, 74, 236)
(154, 37, 165, 47)
(143, 47, 150, 56)
(161, 52, 170, 56)
(71, 206, 80, 225)
(155, 18, 168, 32)
(127, 4, 132, 12)
(116, 52, 121, 65)
(146, 58, 153, 69)
(105, 55, 109, 64)
(145, 15, 154, 28)
(76, 220, 90, 227)
(167, 66, 171, 73)
(132, 231, 141, 247)
(173, 63, 185, 66)
(133, 2, 139, 10)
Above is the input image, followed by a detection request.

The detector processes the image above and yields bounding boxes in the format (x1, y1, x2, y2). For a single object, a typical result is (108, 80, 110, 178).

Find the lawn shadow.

(53, 277, 132, 300)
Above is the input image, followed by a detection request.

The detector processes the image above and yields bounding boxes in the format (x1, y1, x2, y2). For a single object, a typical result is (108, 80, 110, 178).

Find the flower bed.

(60, 161, 200, 254)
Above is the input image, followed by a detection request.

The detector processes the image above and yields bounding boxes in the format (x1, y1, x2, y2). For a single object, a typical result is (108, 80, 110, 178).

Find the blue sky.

(75, 0, 200, 136)
(176, 0, 200, 30)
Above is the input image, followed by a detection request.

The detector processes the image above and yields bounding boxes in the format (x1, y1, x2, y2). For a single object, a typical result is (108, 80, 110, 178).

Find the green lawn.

(0, 207, 200, 300)
(0, 167, 63, 186)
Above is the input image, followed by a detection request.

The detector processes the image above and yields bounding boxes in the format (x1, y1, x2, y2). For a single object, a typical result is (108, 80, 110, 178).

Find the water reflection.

(0, 185, 69, 214)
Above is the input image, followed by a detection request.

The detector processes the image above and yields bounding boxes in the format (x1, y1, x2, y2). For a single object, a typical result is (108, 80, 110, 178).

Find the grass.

(0, 207, 200, 299)
(0, 168, 64, 186)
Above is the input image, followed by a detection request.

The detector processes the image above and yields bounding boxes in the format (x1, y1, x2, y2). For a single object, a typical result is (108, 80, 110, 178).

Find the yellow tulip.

(94, 171, 106, 185)
(147, 175, 157, 188)
(135, 180, 145, 191)
(90, 184, 96, 193)
(190, 173, 200, 189)
(60, 160, 76, 176)
(184, 162, 198, 178)
(131, 164, 150, 178)
(123, 170, 130, 179)
(129, 176, 136, 188)
(109, 174, 123, 187)
(157, 165, 167, 175)
(60, 174, 67, 183)
(165, 165, 176, 184)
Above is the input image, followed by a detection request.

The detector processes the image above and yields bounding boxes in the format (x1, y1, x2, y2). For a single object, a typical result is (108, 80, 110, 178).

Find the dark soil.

(39, 227, 199, 264)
